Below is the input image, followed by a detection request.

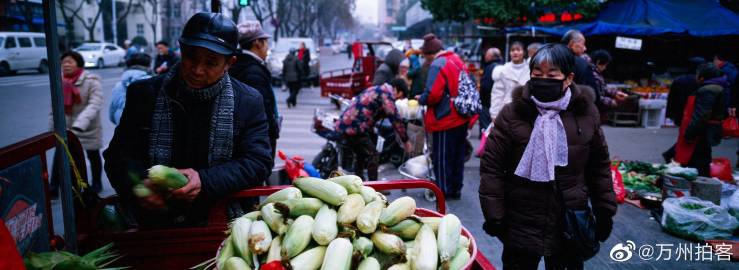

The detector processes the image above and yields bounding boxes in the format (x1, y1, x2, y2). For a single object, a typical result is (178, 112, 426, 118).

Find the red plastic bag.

(722, 116, 739, 137)
(710, 157, 734, 183)
(611, 162, 626, 203)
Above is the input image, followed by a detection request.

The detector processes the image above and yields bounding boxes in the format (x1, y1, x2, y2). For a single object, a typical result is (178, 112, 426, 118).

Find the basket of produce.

(207, 176, 482, 270)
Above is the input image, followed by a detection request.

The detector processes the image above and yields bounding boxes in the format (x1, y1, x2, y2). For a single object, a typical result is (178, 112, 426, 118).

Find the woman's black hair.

(61, 51, 84, 68)
(510, 41, 526, 57)
(591, 49, 612, 65)
(126, 52, 152, 68)
(696, 63, 723, 80)
(529, 43, 575, 76)
(389, 78, 408, 98)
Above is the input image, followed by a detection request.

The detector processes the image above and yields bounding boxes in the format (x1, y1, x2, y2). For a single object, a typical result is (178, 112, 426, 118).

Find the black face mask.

(528, 77, 565, 102)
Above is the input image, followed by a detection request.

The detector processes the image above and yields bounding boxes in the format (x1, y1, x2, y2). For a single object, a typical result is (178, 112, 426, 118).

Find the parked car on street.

(0, 32, 48, 75)
(74, 42, 126, 69)
(267, 37, 320, 86)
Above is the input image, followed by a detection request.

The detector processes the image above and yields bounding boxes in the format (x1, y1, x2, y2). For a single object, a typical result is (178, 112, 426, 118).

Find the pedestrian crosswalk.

(273, 86, 337, 163)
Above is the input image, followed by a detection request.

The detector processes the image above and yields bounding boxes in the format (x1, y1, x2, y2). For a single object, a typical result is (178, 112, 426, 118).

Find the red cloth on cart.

(352, 42, 363, 59)
(675, 96, 698, 164)
(0, 219, 25, 270)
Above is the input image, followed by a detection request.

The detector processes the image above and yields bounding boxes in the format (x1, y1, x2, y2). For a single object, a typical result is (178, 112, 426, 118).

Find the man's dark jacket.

(480, 59, 503, 108)
(229, 52, 280, 153)
(574, 56, 600, 102)
(103, 74, 273, 227)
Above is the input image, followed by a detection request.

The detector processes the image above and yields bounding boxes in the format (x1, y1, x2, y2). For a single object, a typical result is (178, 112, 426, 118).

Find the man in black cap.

(104, 12, 272, 228)
(229, 20, 279, 161)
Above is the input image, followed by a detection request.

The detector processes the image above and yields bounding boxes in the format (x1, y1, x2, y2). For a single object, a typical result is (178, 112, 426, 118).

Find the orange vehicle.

(320, 41, 396, 108)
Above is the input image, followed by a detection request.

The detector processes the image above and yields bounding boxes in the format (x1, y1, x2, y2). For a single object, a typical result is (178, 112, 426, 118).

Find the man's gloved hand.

(482, 220, 505, 239)
(595, 214, 613, 242)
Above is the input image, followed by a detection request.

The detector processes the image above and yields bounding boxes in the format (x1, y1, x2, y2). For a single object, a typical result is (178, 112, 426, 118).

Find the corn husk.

(437, 214, 461, 263)
(419, 217, 441, 233)
(281, 215, 314, 259)
(243, 211, 261, 220)
(359, 186, 377, 204)
(327, 175, 363, 194)
(459, 235, 470, 251)
(261, 203, 288, 235)
(371, 231, 406, 255)
(387, 219, 422, 240)
(230, 216, 253, 263)
(320, 238, 353, 270)
(357, 257, 381, 270)
(411, 225, 437, 270)
(265, 236, 282, 263)
(263, 187, 302, 205)
(337, 194, 365, 225)
(357, 200, 385, 234)
(248, 220, 272, 255)
(276, 198, 325, 218)
(294, 177, 348, 206)
(223, 257, 252, 270)
(312, 205, 338, 245)
(353, 236, 374, 258)
(387, 262, 411, 270)
(217, 235, 234, 270)
(379, 196, 416, 227)
(446, 247, 471, 270)
(289, 246, 326, 270)
(148, 165, 188, 189)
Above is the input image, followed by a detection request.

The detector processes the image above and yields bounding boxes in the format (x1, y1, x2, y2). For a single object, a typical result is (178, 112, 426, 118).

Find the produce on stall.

(210, 175, 473, 270)
(24, 243, 124, 270)
(661, 197, 739, 241)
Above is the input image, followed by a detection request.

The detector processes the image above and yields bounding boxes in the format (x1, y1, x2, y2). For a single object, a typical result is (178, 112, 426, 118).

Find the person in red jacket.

(417, 34, 470, 199)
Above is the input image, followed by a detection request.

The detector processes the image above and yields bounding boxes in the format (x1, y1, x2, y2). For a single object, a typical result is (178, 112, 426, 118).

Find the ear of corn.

(380, 196, 416, 227)
(223, 257, 252, 270)
(263, 187, 302, 205)
(132, 183, 152, 198)
(289, 246, 326, 270)
(459, 235, 470, 251)
(327, 175, 363, 194)
(294, 177, 348, 206)
(265, 236, 282, 263)
(338, 194, 365, 225)
(337, 224, 358, 239)
(357, 257, 381, 270)
(277, 198, 325, 218)
(359, 186, 377, 204)
(387, 219, 422, 240)
(371, 231, 406, 255)
(357, 200, 385, 234)
(247, 220, 272, 255)
(437, 214, 461, 263)
(312, 205, 338, 245)
(387, 262, 411, 270)
(147, 165, 188, 189)
(419, 217, 441, 233)
(352, 236, 374, 258)
(261, 203, 288, 235)
(243, 211, 261, 220)
(411, 225, 437, 270)
(320, 238, 353, 270)
(217, 235, 235, 270)
(230, 217, 253, 263)
(281, 215, 314, 259)
(446, 247, 471, 270)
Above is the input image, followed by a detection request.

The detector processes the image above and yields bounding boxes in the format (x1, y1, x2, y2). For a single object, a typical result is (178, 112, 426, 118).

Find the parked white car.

(0, 32, 48, 75)
(74, 42, 126, 69)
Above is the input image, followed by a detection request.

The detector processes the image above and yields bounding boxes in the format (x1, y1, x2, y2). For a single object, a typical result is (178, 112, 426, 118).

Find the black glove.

(482, 220, 505, 238)
(595, 214, 613, 242)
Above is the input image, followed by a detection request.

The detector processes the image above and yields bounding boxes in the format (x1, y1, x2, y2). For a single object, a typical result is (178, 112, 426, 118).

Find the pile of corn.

(216, 176, 472, 270)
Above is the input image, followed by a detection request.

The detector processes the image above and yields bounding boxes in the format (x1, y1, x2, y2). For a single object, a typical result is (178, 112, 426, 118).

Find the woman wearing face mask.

(489, 41, 530, 122)
(479, 44, 616, 270)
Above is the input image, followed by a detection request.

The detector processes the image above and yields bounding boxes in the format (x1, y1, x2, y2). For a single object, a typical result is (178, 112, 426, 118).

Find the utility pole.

(112, 0, 118, 45)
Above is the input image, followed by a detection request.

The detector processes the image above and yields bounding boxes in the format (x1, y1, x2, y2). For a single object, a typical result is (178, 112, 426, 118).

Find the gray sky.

(354, 0, 379, 25)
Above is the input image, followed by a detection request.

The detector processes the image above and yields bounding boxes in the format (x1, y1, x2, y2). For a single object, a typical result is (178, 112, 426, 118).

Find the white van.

(0, 32, 48, 75)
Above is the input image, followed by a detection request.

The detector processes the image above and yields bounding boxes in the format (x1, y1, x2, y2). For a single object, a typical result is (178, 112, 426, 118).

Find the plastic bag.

(611, 163, 626, 203)
(664, 166, 698, 181)
(475, 124, 492, 158)
(729, 190, 739, 221)
(661, 197, 739, 241)
(722, 116, 739, 137)
(710, 158, 733, 183)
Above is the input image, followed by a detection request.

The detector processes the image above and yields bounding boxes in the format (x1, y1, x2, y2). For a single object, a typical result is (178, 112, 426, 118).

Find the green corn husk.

(289, 246, 326, 270)
(353, 236, 374, 258)
(261, 203, 288, 235)
(387, 219, 422, 240)
(446, 247, 471, 270)
(294, 177, 348, 206)
(379, 196, 416, 227)
(327, 175, 363, 194)
(357, 200, 385, 234)
(320, 238, 353, 270)
(230, 216, 253, 263)
(371, 231, 406, 255)
(338, 224, 358, 239)
(276, 198, 325, 218)
(359, 186, 377, 204)
(419, 217, 441, 233)
(338, 194, 365, 225)
(263, 187, 302, 205)
(266, 236, 282, 263)
(411, 225, 437, 270)
(243, 211, 261, 220)
(217, 236, 235, 270)
(459, 235, 470, 251)
(25, 243, 125, 270)
(248, 220, 272, 255)
(147, 165, 188, 189)
(281, 215, 314, 259)
(223, 257, 252, 270)
(404, 241, 415, 266)
(437, 214, 461, 263)
(387, 262, 411, 270)
(312, 205, 338, 245)
(132, 183, 152, 197)
(357, 257, 381, 270)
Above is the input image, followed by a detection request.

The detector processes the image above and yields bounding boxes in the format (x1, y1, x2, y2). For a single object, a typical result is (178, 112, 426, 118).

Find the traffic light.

(239, 0, 249, 7)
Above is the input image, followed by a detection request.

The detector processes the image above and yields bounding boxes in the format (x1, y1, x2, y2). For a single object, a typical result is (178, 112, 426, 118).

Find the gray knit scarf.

(149, 64, 235, 166)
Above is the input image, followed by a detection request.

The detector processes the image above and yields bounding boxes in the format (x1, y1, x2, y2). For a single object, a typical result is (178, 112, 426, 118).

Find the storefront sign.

(0, 156, 49, 254)
(615, 36, 642, 51)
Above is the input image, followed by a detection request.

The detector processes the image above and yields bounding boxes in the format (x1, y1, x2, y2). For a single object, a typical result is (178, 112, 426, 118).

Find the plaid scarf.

(149, 64, 235, 167)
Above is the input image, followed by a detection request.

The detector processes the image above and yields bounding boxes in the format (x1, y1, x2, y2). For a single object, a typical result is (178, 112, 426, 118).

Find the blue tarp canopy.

(507, 0, 739, 37)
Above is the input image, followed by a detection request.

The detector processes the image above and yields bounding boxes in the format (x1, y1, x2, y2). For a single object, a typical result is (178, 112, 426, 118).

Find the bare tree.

(59, 0, 104, 42)
(137, 0, 159, 44)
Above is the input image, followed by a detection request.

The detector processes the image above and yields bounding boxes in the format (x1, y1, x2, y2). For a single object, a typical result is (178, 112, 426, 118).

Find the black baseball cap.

(179, 12, 238, 56)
